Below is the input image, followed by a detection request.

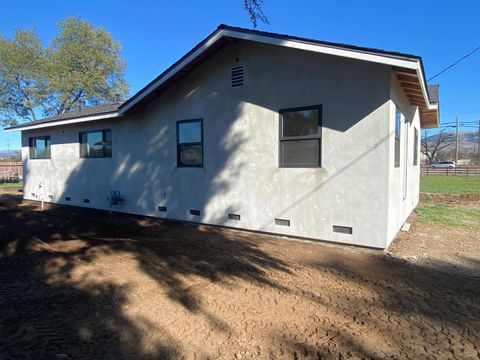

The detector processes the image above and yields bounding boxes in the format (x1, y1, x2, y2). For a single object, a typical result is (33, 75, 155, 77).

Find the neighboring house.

(5, 25, 439, 249)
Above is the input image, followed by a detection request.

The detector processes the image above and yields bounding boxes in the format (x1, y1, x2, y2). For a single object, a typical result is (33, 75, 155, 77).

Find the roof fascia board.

(4, 112, 120, 132)
(223, 29, 419, 68)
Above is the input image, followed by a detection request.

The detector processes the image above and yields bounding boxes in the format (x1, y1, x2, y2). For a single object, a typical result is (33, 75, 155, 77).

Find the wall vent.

(83, 199, 90, 204)
(275, 218, 290, 227)
(333, 225, 353, 234)
(48, 195, 53, 199)
(228, 213, 241, 221)
(65, 197, 71, 201)
(231, 66, 244, 87)
(158, 206, 167, 212)
(190, 209, 200, 216)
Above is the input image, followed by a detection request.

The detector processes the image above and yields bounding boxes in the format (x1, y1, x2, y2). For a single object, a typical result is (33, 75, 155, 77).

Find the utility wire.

(428, 46, 480, 81)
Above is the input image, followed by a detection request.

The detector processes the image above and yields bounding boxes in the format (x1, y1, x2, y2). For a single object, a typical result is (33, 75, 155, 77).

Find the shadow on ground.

(1, 193, 479, 359)
(0, 193, 290, 358)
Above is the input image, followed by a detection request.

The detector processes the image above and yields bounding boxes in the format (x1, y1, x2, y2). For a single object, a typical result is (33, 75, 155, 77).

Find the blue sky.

(1, 0, 479, 150)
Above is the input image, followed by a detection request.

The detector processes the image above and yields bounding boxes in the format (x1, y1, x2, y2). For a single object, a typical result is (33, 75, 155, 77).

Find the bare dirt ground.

(0, 190, 479, 360)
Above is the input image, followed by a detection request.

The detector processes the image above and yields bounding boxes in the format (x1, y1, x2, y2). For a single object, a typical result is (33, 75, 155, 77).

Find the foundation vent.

(231, 66, 244, 87)
(275, 218, 290, 227)
(190, 209, 200, 216)
(65, 197, 71, 201)
(83, 198, 90, 204)
(333, 225, 353, 234)
(228, 213, 241, 221)
(158, 206, 167, 212)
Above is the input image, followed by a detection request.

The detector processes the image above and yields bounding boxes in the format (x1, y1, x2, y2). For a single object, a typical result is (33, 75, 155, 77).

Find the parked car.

(431, 161, 455, 168)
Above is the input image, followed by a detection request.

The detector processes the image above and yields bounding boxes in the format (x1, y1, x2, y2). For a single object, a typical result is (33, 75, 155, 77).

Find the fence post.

(447, 168, 449, 176)
(467, 166, 469, 176)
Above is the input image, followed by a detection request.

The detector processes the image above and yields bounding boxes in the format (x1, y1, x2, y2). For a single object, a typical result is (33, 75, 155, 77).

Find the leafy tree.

(0, 29, 48, 122)
(0, 17, 128, 126)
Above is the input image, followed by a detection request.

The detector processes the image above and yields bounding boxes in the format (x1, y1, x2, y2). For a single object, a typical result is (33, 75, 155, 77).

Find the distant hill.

(0, 149, 21, 160)
(424, 130, 479, 153)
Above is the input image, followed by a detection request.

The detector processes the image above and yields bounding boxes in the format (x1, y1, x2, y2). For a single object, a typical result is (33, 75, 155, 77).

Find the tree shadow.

(0, 192, 292, 358)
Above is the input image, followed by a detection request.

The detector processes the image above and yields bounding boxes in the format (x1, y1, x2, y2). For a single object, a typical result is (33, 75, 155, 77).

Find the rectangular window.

(279, 105, 322, 167)
(413, 127, 419, 166)
(394, 106, 401, 168)
(29, 136, 51, 159)
(177, 119, 203, 167)
(79, 129, 112, 158)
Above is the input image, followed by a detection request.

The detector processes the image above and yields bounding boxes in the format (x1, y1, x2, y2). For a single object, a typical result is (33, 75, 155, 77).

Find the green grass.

(0, 182, 23, 188)
(420, 175, 480, 194)
(416, 203, 480, 227)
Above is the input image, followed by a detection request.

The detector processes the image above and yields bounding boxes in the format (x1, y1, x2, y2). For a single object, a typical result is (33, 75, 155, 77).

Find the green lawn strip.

(0, 182, 23, 188)
(420, 175, 480, 194)
(416, 203, 480, 227)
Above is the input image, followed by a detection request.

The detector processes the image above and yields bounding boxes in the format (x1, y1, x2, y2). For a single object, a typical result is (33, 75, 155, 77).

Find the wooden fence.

(421, 166, 480, 176)
(0, 162, 22, 182)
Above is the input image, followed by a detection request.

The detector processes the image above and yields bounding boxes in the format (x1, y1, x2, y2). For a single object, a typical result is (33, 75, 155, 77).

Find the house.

(5, 25, 439, 249)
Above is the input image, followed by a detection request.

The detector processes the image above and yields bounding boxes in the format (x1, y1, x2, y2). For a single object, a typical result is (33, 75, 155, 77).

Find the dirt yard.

(0, 190, 479, 359)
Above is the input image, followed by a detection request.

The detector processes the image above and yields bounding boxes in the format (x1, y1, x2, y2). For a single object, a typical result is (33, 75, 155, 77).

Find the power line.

(427, 46, 480, 82)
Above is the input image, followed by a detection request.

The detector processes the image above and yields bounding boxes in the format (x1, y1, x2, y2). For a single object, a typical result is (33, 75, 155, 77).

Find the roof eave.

(4, 112, 121, 132)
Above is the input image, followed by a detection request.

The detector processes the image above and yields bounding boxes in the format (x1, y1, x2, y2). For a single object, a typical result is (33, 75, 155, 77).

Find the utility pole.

(455, 116, 459, 166)
(477, 120, 480, 166)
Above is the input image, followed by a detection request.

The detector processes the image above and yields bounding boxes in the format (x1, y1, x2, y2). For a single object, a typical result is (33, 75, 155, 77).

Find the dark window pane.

(179, 144, 203, 166)
(281, 139, 319, 166)
(34, 138, 46, 158)
(80, 130, 111, 158)
(282, 109, 319, 137)
(395, 108, 401, 139)
(45, 137, 51, 158)
(413, 128, 418, 165)
(87, 131, 104, 157)
(179, 122, 202, 143)
(30, 136, 51, 159)
(104, 130, 112, 157)
(394, 107, 401, 167)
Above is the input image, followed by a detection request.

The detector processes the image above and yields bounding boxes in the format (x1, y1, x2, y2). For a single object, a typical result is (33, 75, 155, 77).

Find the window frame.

(394, 106, 401, 168)
(176, 118, 204, 168)
(413, 127, 419, 166)
(279, 104, 322, 168)
(79, 129, 112, 158)
(29, 135, 51, 160)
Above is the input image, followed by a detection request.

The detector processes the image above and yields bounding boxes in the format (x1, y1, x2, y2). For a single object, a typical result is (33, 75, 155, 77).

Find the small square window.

(80, 129, 112, 158)
(29, 136, 51, 159)
(177, 119, 203, 167)
(279, 105, 322, 167)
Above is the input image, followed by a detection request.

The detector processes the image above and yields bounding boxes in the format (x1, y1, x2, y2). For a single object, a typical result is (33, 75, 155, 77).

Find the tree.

(0, 17, 128, 126)
(421, 128, 455, 165)
(243, 0, 269, 28)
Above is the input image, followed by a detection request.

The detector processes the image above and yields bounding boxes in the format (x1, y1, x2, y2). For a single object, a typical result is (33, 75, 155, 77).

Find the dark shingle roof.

(6, 102, 122, 130)
(427, 85, 439, 104)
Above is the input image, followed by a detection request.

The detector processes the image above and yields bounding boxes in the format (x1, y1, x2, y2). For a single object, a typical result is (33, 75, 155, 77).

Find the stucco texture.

(22, 40, 410, 248)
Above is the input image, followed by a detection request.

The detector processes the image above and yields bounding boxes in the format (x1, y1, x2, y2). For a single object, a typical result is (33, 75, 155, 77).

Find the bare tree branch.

(243, 0, 269, 28)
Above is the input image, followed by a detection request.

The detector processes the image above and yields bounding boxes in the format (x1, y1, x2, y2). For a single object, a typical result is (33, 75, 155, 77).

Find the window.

(29, 136, 51, 159)
(413, 127, 419, 166)
(79, 129, 112, 158)
(279, 105, 322, 167)
(394, 106, 401, 168)
(177, 119, 203, 167)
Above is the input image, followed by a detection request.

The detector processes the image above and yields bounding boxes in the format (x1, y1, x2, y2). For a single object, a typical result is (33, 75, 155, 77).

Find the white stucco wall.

(386, 73, 421, 246)
(22, 40, 396, 248)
